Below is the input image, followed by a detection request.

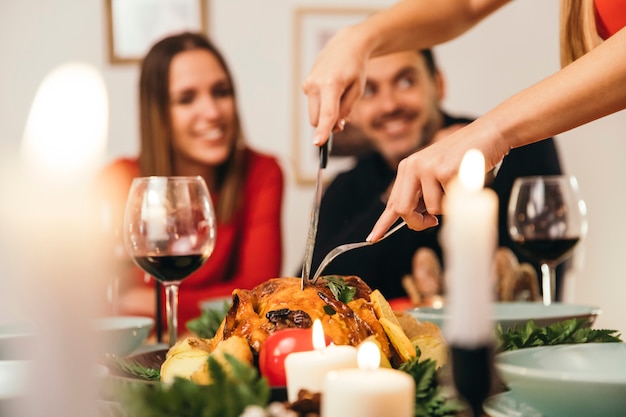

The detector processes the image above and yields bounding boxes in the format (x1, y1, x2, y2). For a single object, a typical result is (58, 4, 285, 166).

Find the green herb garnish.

(119, 353, 270, 417)
(325, 276, 357, 303)
(399, 358, 464, 417)
(496, 317, 622, 352)
(186, 300, 230, 339)
(323, 305, 337, 315)
(107, 355, 160, 380)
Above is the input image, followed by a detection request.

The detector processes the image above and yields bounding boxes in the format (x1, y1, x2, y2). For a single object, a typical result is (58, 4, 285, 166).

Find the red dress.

(98, 148, 284, 332)
(595, 0, 626, 39)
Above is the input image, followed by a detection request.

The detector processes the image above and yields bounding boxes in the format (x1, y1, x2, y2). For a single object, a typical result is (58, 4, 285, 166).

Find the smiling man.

(307, 49, 565, 302)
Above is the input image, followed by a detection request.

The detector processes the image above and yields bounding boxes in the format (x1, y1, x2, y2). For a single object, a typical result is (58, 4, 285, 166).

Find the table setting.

(2, 145, 623, 417)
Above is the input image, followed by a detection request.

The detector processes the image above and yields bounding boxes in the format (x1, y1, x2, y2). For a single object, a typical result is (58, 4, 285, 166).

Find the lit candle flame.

(458, 149, 485, 191)
(357, 341, 380, 370)
(312, 319, 326, 351)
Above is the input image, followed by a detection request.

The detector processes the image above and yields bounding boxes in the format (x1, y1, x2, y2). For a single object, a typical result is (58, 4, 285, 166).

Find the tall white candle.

(284, 319, 358, 402)
(144, 184, 169, 242)
(441, 149, 497, 347)
(15, 62, 109, 417)
(322, 341, 414, 417)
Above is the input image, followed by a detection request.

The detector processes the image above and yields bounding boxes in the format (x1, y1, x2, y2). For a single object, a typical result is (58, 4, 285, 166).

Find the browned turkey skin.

(213, 276, 392, 358)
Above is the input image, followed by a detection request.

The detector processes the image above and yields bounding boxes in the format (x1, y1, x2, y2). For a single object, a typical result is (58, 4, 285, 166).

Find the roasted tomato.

(259, 327, 333, 387)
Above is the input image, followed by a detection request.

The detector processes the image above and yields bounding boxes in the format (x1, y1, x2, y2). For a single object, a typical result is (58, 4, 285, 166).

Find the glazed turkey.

(211, 276, 392, 359)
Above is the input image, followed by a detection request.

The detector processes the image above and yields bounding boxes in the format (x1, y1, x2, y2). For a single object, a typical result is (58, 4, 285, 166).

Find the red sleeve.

(178, 153, 284, 308)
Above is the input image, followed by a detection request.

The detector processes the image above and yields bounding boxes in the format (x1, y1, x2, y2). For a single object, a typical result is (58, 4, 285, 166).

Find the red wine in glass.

(508, 176, 586, 306)
(513, 237, 580, 265)
(134, 254, 209, 283)
(123, 176, 216, 346)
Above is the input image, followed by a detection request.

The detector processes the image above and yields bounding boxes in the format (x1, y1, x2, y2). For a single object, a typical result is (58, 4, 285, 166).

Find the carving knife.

(301, 134, 332, 289)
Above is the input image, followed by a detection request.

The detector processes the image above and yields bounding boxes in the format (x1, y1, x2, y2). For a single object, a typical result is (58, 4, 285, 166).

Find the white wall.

(1, 0, 625, 334)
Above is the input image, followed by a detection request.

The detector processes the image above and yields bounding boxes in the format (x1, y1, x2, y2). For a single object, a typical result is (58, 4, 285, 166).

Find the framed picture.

(292, 7, 379, 185)
(105, 0, 208, 64)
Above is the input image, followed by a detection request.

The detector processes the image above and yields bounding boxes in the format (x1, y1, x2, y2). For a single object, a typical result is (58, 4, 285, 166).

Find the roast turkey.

(212, 276, 392, 359)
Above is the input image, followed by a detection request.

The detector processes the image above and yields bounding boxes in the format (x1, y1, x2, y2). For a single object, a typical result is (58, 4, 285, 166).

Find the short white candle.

(322, 341, 415, 417)
(441, 149, 497, 347)
(284, 319, 358, 402)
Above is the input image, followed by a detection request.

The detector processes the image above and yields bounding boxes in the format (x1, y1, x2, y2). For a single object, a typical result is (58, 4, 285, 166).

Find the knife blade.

(301, 134, 332, 289)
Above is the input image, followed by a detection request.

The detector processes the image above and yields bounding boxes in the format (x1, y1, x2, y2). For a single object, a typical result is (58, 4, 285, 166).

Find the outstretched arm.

(369, 27, 626, 240)
(303, 0, 510, 145)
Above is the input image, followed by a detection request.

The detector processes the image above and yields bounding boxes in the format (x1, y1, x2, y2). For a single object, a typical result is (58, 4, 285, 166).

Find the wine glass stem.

(164, 283, 180, 347)
(540, 263, 556, 306)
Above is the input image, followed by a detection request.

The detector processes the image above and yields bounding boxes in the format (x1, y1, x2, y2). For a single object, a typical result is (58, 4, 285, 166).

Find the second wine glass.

(507, 175, 586, 306)
(123, 176, 216, 346)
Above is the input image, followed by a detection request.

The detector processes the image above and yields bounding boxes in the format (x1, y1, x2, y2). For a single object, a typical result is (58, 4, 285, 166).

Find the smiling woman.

(96, 32, 284, 340)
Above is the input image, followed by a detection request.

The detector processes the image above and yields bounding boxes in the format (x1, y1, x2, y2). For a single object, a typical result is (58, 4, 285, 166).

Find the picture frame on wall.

(105, 0, 208, 64)
(292, 7, 379, 185)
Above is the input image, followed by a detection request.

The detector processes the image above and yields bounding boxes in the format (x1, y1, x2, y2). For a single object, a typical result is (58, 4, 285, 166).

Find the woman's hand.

(302, 25, 374, 146)
(368, 121, 508, 241)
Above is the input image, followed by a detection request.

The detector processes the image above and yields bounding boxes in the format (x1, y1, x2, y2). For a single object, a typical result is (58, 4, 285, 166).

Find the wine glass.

(123, 176, 216, 346)
(507, 175, 587, 306)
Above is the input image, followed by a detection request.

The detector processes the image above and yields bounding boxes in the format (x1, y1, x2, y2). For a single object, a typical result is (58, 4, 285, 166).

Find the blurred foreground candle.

(441, 149, 496, 416)
(322, 341, 414, 417)
(13, 61, 109, 417)
(441, 149, 497, 346)
(284, 319, 358, 402)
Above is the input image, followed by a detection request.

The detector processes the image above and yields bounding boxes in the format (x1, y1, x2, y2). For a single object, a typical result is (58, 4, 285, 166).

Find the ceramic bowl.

(495, 343, 626, 417)
(95, 316, 154, 357)
(407, 301, 600, 331)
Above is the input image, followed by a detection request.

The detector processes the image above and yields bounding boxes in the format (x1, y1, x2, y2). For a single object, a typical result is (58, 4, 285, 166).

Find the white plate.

(483, 391, 544, 417)
(495, 343, 626, 417)
(406, 302, 600, 330)
(0, 360, 30, 399)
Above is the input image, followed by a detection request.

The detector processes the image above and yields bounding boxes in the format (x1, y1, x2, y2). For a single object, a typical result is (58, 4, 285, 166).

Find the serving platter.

(101, 348, 288, 402)
(407, 301, 600, 330)
(104, 348, 167, 385)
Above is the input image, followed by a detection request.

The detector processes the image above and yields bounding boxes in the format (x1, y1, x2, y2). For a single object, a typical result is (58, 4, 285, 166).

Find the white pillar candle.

(15, 62, 109, 417)
(322, 341, 415, 417)
(441, 149, 497, 347)
(284, 319, 358, 402)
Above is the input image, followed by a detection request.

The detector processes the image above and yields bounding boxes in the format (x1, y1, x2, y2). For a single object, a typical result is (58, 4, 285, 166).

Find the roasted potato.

(160, 335, 253, 384)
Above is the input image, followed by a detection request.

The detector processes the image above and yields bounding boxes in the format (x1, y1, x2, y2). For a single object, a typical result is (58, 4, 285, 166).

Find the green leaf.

(186, 301, 230, 339)
(107, 355, 160, 380)
(496, 317, 622, 352)
(118, 354, 270, 417)
(325, 276, 357, 304)
(398, 357, 465, 417)
(323, 305, 337, 315)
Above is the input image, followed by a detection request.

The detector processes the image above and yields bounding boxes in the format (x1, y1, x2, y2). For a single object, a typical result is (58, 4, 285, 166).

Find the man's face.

(349, 51, 444, 168)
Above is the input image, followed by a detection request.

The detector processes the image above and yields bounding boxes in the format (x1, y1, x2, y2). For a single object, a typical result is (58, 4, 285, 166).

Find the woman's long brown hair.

(137, 32, 246, 222)
(560, 0, 602, 67)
